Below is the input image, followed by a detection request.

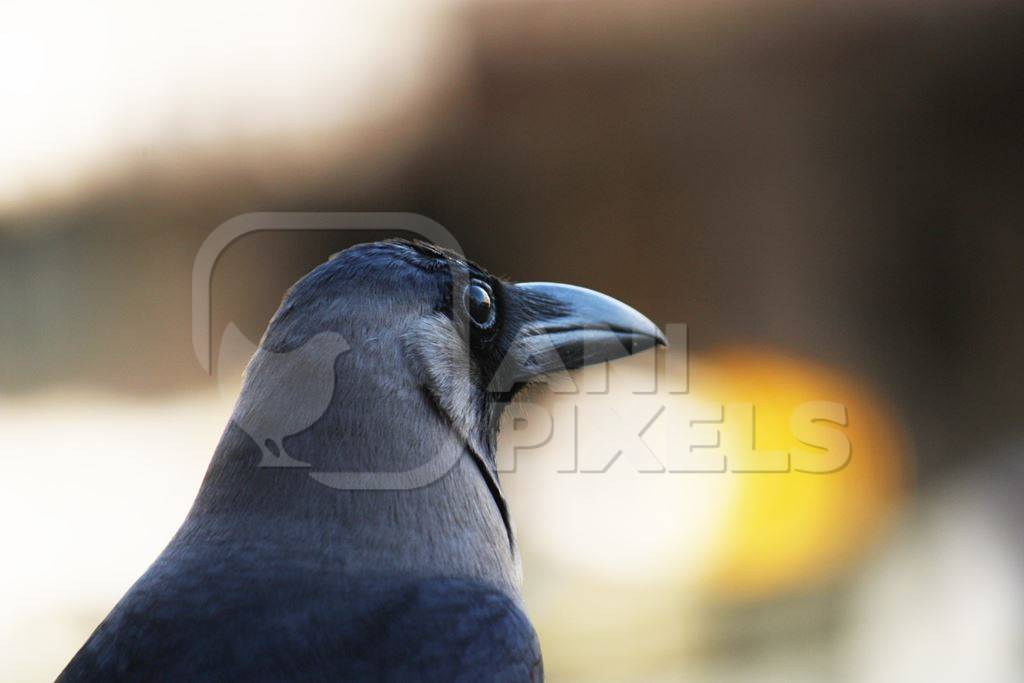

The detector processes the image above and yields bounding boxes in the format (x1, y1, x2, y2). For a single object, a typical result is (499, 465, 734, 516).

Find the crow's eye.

(464, 281, 495, 329)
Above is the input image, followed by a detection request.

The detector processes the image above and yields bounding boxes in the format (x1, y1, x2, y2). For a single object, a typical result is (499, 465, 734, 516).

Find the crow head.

(252, 239, 664, 473)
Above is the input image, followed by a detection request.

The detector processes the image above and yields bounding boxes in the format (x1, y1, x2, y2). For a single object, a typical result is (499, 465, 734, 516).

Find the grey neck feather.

(174, 305, 522, 598)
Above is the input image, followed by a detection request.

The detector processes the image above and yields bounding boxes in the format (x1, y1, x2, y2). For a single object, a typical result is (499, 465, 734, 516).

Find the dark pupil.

(466, 284, 492, 326)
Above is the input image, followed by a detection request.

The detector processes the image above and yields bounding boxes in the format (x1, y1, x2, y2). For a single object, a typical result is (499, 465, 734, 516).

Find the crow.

(58, 239, 665, 682)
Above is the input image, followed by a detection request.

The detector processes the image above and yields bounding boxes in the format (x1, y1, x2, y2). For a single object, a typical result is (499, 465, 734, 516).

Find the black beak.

(500, 282, 666, 386)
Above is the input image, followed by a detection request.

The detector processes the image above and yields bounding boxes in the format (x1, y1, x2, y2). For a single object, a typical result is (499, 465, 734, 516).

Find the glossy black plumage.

(59, 541, 540, 682)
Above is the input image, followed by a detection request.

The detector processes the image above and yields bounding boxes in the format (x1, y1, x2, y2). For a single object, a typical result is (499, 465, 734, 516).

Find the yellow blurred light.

(694, 348, 909, 600)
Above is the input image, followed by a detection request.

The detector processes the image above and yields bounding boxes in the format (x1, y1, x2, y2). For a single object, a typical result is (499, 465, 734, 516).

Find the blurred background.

(2, 0, 1023, 680)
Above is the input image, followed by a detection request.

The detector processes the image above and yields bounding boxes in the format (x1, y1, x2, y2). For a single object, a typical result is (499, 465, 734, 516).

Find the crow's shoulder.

(58, 560, 541, 683)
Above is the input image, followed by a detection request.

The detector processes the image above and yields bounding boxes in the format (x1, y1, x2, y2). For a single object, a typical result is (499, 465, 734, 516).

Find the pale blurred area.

(2, 0, 1024, 681)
